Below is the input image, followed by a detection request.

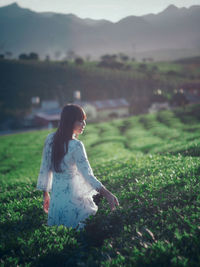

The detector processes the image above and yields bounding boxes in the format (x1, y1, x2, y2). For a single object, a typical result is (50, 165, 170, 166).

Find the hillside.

(1, 57, 200, 130)
(0, 104, 200, 266)
(0, 3, 200, 60)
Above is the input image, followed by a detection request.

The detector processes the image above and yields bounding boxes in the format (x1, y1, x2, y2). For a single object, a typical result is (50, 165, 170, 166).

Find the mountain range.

(0, 3, 200, 61)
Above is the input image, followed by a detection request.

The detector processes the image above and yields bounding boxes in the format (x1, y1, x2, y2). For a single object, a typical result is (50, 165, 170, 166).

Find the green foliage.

(0, 105, 200, 266)
(1, 58, 200, 126)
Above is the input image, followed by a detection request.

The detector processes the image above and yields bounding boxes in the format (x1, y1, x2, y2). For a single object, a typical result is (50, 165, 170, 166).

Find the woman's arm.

(43, 191, 50, 214)
(73, 141, 103, 190)
(36, 133, 54, 213)
(43, 191, 49, 199)
(73, 141, 119, 211)
(98, 186, 119, 211)
(36, 133, 53, 193)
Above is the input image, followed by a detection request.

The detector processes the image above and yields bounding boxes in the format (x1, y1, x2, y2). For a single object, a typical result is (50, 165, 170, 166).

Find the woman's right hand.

(43, 192, 50, 214)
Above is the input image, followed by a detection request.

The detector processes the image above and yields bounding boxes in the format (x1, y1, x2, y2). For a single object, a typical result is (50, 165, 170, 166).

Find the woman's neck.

(72, 133, 78, 139)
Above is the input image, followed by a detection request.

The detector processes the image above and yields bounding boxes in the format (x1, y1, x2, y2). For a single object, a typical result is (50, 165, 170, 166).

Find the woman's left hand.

(107, 193, 119, 211)
(43, 193, 50, 214)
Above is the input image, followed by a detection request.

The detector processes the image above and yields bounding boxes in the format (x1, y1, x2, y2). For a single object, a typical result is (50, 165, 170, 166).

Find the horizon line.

(0, 2, 200, 23)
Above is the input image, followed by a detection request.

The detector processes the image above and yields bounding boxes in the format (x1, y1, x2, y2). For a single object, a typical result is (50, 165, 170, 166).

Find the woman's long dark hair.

(51, 104, 86, 172)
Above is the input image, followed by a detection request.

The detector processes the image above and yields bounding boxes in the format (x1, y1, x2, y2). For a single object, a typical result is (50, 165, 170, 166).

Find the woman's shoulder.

(47, 132, 55, 138)
(69, 139, 85, 149)
(44, 132, 55, 145)
(66, 139, 83, 154)
(69, 138, 82, 145)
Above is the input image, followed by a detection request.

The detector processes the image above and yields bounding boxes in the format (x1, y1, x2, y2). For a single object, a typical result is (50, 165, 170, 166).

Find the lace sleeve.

(73, 141, 103, 190)
(36, 133, 53, 192)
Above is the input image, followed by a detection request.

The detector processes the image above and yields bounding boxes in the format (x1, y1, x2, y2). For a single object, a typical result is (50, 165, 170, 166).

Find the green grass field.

(0, 104, 200, 266)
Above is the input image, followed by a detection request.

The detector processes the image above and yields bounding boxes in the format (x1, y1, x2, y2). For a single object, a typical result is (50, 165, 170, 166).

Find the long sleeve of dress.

(36, 133, 53, 192)
(73, 141, 103, 191)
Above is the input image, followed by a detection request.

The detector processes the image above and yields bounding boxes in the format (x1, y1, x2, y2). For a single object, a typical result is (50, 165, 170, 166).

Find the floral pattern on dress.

(36, 132, 103, 230)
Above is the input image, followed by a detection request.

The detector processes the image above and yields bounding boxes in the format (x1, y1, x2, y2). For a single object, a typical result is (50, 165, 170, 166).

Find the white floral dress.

(36, 132, 103, 230)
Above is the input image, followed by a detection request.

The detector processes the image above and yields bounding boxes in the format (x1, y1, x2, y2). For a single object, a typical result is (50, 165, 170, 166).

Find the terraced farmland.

(0, 104, 200, 266)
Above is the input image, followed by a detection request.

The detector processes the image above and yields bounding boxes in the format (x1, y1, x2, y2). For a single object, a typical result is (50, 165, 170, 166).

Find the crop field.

(0, 104, 200, 266)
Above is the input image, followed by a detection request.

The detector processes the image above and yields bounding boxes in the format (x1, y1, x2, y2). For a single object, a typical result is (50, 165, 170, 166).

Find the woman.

(36, 103, 119, 230)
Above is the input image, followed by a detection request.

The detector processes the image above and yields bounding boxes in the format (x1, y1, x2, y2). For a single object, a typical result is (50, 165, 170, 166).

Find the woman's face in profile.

(73, 119, 86, 136)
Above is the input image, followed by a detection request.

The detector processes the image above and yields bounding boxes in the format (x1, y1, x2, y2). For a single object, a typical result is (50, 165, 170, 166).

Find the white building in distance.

(74, 98, 130, 121)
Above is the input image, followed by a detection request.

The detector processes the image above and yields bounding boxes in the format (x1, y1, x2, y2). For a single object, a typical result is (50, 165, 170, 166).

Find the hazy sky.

(0, 0, 200, 21)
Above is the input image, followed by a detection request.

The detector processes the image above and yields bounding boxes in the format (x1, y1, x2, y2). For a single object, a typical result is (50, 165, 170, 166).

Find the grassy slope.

(0, 104, 200, 266)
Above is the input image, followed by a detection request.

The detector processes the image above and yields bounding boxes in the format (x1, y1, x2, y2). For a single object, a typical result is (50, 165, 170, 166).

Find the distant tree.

(119, 53, 129, 62)
(29, 52, 39, 60)
(19, 53, 29, 60)
(0, 54, 4, 59)
(18, 52, 39, 60)
(66, 50, 76, 61)
(111, 54, 117, 61)
(101, 54, 117, 62)
(99, 54, 126, 69)
(138, 63, 147, 71)
(131, 57, 136, 62)
(75, 57, 84, 65)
